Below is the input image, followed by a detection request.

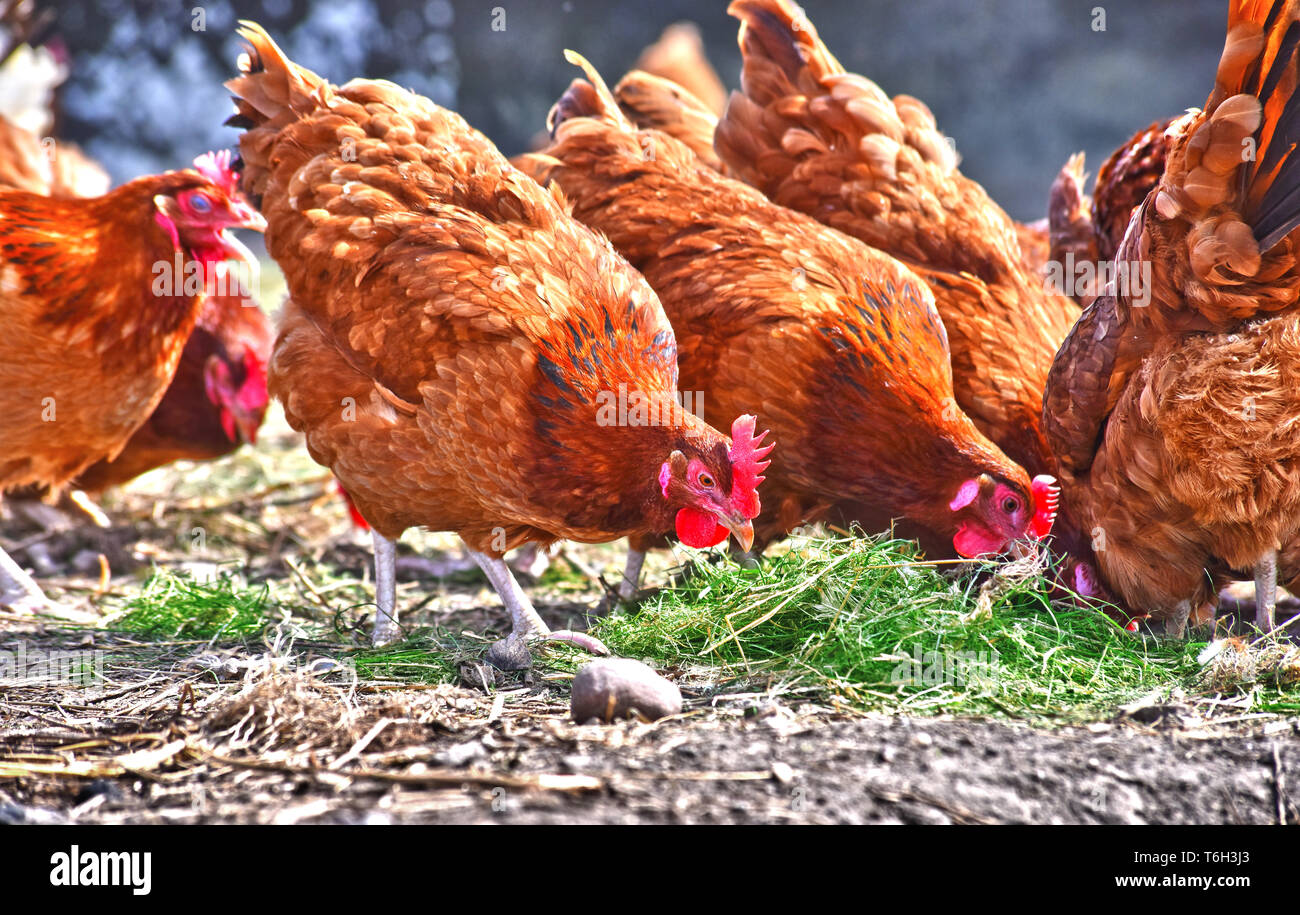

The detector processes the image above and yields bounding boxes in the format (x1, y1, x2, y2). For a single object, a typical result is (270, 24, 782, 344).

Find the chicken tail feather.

(224, 20, 327, 205)
(548, 50, 631, 136)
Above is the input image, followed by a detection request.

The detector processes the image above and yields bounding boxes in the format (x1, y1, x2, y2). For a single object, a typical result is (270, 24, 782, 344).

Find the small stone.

(434, 741, 487, 768)
(570, 658, 682, 723)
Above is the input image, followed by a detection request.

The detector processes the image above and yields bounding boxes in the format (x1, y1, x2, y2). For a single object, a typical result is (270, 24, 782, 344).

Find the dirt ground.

(2, 656, 1296, 825)
(1, 428, 1298, 826)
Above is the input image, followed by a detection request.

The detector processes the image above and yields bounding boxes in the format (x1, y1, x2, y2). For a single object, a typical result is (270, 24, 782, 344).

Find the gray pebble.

(571, 658, 682, 723)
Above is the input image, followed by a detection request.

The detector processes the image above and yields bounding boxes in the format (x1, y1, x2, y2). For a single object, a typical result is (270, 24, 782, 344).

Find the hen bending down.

(713, 0, 1080, 492)
(1045, 0, 1300, 635)
(519, 54, 1056, 596)
(225, 23, 767, 662)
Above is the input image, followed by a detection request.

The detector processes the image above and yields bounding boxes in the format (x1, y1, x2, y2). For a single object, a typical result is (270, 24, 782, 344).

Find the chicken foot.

(0, 543, 49, 613)
(1254, 550, 1278, 633)
(469, 546, 609, 671)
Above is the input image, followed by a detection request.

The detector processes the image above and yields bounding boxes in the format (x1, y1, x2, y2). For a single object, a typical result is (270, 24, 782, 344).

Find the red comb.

(193, 149, 240, 197)
(728, 414, 773, 519)
(1029, 474, 1059, 539)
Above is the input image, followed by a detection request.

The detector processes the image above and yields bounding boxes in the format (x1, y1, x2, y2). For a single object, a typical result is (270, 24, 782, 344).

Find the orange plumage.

(1044, 0, 1300, 632)
(225, 23, 766, 653)
(713, 0, 1079, 488)
(519, 54, 1055, 561)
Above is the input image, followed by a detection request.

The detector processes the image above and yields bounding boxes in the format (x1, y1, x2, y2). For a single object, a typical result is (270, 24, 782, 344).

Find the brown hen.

(0, 119, 273, 496)
(225, 23, 766, 663)
(0, 152, 265, 610)
(1044, 0, 1300, 634)
(518, 53, 1057, 597)
(713, 0, 1079, 490)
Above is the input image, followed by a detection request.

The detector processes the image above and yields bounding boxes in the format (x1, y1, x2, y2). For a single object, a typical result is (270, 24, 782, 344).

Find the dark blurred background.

(36, 0, 1225, 219)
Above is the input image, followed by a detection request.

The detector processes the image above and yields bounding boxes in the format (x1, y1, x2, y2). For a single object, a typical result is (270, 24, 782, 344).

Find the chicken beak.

(230, 199, 267, 233)
(722, 514, 755, 553)
(215, 229, 260, 274)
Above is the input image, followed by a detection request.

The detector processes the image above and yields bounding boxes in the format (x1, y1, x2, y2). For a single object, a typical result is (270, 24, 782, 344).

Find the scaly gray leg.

(617, 547, 647, 600)
(467, 543, 608, 670)
(1164, 600, 1192, 639)
(1255, 549, 1278, 633)
(371, 529, 400, 646)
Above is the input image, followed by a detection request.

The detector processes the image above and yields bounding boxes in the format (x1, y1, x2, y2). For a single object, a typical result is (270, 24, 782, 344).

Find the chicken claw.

(469, 547, 608, 670)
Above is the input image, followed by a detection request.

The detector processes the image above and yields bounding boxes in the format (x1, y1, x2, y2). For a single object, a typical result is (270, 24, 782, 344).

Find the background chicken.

(0, 150, 265, 611)
(519, 53, 1057, 597)
(633, 22, 727, 118)
(0, 116, 272, 501)
(712, 0, 1079, 494)
(1045, 0, 1300, 635)
(225, 23, 766, 664)
(1045, 120, 1177, 304)
(0, 114, 107, 198)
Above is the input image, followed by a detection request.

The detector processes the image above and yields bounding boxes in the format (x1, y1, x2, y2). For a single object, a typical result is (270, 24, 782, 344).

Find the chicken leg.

(1164, 600, 1192, 639)
(1254, 550, 1278, 633)
(617, 546, 647, 600)
(0, 544, 48, 614)
(371, 529, 400, 646)
(468, 545, 609, 671)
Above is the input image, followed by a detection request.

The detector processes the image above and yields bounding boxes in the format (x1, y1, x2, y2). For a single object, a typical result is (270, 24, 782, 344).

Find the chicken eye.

(187, 193, 213, 213)
(697, 472, 714, 488)
(1002, 497, 1019, 514)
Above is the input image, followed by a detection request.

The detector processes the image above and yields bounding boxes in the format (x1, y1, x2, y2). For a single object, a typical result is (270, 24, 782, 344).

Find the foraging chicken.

(0, 151, 266, 611)
(225, 23, 766, 663)
(713, 0, 1079, 489)
(0, 119, 272, 497)
(1044, 0, 1300, 635)
(518, 53, 1057, 597)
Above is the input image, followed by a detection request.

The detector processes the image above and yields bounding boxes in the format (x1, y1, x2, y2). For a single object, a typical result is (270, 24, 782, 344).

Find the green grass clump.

(109, 567, 270, 639)
(351, 631, 465, 683)
(592, 533, 1218, 721)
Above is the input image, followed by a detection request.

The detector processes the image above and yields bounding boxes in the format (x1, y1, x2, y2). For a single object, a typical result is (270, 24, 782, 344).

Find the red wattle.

(953, 522, 1004, 558)
(675, 507, 728, 548)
